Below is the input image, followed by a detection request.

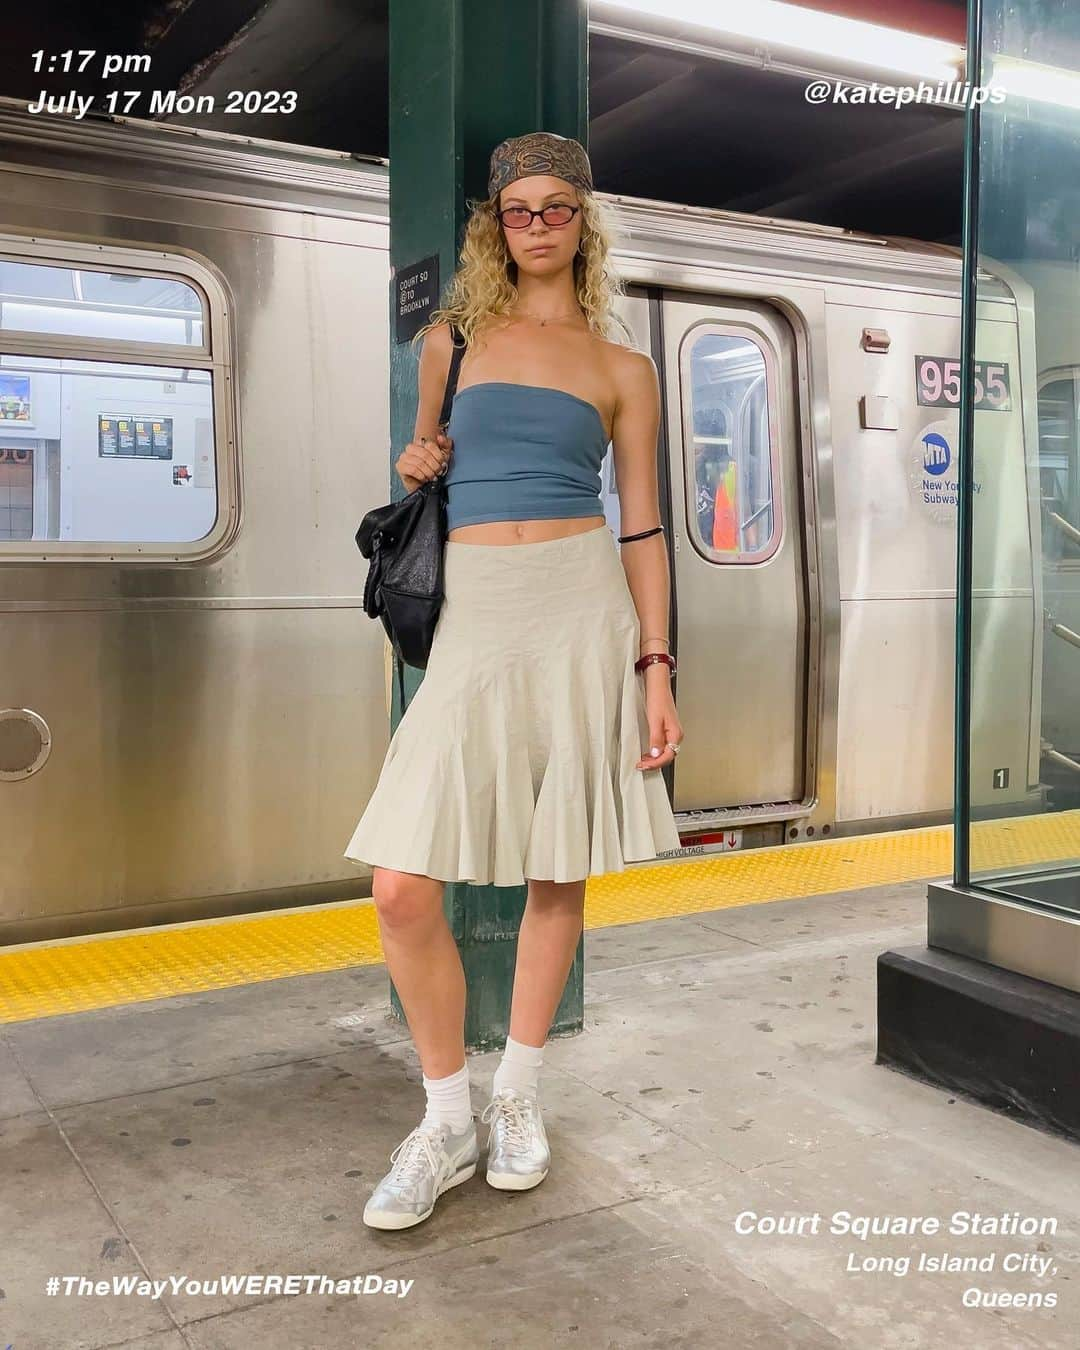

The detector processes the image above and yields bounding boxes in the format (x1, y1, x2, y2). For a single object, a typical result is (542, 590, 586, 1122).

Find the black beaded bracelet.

(618, 524, 664, 543)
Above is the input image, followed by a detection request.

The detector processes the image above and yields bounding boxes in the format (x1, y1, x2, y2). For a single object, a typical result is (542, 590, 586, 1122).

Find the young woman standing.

(345, 131, 683, 1229)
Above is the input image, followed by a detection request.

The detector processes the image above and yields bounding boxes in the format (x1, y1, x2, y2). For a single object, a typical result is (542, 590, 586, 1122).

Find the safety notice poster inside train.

(0, 373, 31, 421)
(99, 414, 174, 458)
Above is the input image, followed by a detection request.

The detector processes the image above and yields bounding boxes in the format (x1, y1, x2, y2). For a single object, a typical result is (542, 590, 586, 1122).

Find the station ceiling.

(9, 0, 969, 245)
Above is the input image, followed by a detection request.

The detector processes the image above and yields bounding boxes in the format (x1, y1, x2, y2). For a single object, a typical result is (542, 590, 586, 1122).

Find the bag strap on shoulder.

(437, 323, 467, 430)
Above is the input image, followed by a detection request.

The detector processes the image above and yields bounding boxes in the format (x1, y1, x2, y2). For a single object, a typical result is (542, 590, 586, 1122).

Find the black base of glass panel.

(877, 945, 1080, 1142)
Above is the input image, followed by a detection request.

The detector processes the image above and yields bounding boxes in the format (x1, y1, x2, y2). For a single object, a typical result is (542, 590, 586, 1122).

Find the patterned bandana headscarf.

(487, 131, 594, 200)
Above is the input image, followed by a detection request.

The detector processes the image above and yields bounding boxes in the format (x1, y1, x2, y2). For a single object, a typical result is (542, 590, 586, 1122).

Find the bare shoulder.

(605, 340, 658, 406)
(421, 318, 455, 364)
(413, 320, 460, 435)
(417, 319, 461, 396)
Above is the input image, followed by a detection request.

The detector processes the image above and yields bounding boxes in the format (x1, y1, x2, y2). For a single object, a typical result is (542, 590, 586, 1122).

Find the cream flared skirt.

(343, 522, 681, 887)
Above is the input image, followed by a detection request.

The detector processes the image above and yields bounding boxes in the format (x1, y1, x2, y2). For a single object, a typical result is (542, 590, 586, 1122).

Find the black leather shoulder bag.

(355, 324, 467, 710)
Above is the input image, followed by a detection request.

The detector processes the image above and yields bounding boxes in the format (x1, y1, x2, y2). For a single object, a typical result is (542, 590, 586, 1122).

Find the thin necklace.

(511, 307, 583, 327)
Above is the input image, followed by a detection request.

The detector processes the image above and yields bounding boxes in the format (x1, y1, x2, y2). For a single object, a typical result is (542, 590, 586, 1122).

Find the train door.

(659, 293, 809, 816)
(0, 444, 34, 539)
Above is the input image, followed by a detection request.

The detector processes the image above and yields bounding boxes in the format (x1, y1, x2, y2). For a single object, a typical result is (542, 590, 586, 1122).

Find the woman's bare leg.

(370, 866, 466, 1076)
(507, 878, 587, 1044)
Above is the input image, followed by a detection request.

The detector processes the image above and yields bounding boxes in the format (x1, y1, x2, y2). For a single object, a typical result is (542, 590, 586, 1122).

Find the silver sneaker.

(363, 1117, 478, 1230)
(480, 1087, 550, 1190)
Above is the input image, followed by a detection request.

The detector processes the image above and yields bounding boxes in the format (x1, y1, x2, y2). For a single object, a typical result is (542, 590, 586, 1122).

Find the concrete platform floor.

(2, 879, 1078, 1349)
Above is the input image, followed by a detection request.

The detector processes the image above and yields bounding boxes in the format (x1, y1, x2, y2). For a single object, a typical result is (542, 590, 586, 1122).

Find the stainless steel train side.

(0, 104, 1049, 942)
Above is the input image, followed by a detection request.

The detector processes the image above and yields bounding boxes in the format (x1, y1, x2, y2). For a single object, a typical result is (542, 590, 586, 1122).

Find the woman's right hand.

(395, 431, 453, 493)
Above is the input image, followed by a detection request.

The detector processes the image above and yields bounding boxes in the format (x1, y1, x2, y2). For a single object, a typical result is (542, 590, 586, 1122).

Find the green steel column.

(387, 0, 588, 1051)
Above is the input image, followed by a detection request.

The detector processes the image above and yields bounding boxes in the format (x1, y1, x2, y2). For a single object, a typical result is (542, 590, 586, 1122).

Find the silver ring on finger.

(665, 741, 682, 755)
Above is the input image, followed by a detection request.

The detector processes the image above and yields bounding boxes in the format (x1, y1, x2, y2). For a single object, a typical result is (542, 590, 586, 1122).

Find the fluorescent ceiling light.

(992, 56, 1080, 112)
(607, 0, 962, 83)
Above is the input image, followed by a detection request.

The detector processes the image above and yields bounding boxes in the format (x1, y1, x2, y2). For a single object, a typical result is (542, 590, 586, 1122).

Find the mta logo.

(922, 432, 951, 476)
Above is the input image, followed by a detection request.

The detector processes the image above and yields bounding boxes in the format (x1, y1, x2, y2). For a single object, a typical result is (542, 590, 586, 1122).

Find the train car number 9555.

(915, 355, 1012, 412)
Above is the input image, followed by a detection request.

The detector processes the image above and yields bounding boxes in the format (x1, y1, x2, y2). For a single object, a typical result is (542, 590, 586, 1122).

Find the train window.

(0, 239, 234, 560)
(681, 326, 780, 563)
(0, 259, 205, 349)
(0, 354, 215, 543)
(1038, 372, 1080, 561)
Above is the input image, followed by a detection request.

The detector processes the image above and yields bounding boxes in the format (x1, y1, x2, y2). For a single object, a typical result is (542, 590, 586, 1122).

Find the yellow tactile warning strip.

(0, 906, 385, 1026)
(1, 810, 1078, 1026)
(587, 807, 1080, 922)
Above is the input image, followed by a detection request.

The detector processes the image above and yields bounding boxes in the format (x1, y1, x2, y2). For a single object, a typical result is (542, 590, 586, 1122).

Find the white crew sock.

(420, 1061, 473, 1133)
(491, 1033, 545, 1101)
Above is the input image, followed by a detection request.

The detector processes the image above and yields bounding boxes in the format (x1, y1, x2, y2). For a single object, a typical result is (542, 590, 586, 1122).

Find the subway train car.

(0, 100, 1059, 942)
(1021, 256, 1080, 806)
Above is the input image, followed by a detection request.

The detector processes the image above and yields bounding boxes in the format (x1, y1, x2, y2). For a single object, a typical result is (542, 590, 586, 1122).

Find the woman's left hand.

(636, 676, 683, 771)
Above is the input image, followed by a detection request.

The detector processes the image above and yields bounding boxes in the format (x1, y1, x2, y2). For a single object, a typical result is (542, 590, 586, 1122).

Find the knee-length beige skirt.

(343, 522, 681, 886)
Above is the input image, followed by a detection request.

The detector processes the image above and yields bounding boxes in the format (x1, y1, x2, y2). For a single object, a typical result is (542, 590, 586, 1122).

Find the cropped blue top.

(442, 381, 609, 531)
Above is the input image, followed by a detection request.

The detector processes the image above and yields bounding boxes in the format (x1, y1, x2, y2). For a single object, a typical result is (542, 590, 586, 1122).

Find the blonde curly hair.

(412, 187, 634, 351)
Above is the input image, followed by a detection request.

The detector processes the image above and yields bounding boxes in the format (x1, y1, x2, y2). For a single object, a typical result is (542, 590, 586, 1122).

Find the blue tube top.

(442, 381, 609, 531)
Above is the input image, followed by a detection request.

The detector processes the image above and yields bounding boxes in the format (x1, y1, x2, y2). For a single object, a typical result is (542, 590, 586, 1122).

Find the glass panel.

(1038, 373, 1080, 563)
(684, 329, 777, 560)
(0, 355, 216, 544)
(0, 258, 205, 347)
(965, 0, 1080, 912)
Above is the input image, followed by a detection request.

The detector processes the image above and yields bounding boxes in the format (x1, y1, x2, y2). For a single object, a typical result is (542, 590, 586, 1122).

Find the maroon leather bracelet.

(635, 652, 676, 676)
